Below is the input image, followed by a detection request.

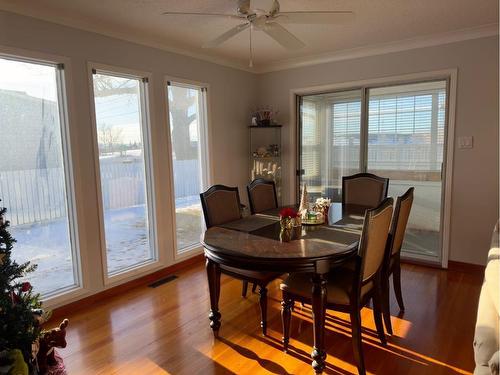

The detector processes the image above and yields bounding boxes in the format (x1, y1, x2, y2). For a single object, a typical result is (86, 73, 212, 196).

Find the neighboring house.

(0, 89, 61, 172)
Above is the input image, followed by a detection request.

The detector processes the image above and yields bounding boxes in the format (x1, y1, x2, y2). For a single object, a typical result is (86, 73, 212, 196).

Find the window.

(91, 69, 156, 276)
(0, 56, 78, 296)
(167, 82, 208, 254)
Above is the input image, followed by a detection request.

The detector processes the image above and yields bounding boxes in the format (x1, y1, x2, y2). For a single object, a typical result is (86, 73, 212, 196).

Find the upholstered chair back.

(358, 198, 394, 283)
(342, 173, 389, 208)
(390, 188, 414, 256)
(247, 179, 278, 214)
(200, 185, 241, 228)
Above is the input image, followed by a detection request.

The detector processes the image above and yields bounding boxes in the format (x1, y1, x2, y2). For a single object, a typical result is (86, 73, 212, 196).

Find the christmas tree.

(0, 201, 43, 369)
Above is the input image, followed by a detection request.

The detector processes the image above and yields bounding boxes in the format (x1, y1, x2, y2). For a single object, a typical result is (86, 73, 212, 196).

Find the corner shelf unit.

(249, 125, 282, 204)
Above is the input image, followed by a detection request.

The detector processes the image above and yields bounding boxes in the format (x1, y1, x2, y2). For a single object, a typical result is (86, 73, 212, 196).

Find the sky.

(0, 58, 58, 101)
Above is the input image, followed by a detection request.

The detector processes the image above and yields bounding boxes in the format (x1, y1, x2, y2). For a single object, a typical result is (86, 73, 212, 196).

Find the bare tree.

(98, 123, 123, 154)
(93, 75, 197, 160)
(93, 75, 137, 97)
(168, 87, 197, 161)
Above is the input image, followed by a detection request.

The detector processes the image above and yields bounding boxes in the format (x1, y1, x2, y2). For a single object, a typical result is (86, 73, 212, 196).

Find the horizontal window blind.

(367, 81, 446, 172)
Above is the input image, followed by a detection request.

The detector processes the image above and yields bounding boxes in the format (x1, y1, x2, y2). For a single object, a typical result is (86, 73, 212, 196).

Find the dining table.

(201, 202, 368, 374)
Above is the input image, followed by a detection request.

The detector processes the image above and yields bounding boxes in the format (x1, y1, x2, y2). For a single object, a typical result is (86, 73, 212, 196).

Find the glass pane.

(367, 80, 447, 259)
(300, 90, 362, 201)
(0, 57, 77, 296)
(167, 84, 204, 253)
(92, 73, 154, 275)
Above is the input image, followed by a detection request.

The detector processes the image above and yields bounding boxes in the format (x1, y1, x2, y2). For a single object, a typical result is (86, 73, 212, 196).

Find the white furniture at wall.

(474, 220, 500, 375)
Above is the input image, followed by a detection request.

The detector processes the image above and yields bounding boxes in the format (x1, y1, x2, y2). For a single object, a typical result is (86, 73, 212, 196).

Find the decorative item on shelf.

(313, 197, 331, 225)
(253, 106, 278, 126)
(279, 207, 299, 242)
(256, 146, 267, 157)
(268, 144, 279, 156)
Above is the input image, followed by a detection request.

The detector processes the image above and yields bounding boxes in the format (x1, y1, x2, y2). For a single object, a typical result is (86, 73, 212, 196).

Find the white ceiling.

(0, 0, 498, 72)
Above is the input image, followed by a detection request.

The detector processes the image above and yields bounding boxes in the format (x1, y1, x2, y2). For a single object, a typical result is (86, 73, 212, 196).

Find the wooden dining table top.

(202, 203, 368, 263)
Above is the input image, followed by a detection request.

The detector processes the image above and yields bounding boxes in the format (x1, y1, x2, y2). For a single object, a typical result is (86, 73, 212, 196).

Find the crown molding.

(254, 23, 499, 74)
(0, 7, 253, 73)
(1, 7, 497, 75)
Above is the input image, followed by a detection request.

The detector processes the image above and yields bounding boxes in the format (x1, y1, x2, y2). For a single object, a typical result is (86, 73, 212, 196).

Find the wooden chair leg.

(241, 281, 248, 298)
(372, 290, 387, 345)
(281, 295, 293, 352)
(381, 277, 393, 335)
(350, 309, 366, 375)
(252, 283, 257, 293)
(258, 285, 268, 336)
(393, 261, 405, 312)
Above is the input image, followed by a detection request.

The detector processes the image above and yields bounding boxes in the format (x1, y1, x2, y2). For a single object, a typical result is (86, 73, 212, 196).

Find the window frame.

(0, 46, 84, 305)
(164, 76, 212, 261)
(87, 62, 160, 285)
(293, 69, 457, 268)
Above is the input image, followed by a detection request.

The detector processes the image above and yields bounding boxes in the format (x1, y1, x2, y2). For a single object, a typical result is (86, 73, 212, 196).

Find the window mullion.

(360, 87, 369, 173)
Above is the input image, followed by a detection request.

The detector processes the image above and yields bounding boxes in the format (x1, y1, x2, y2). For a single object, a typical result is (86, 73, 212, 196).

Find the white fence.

(0, 159, 200, 226)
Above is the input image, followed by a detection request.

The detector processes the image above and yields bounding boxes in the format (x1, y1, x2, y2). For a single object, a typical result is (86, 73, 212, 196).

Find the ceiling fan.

(162, 0, 354, 67)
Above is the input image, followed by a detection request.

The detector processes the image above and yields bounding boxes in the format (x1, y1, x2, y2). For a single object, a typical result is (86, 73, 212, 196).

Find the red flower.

(21, 282, 31, 292)
(279, 207, 298, 219)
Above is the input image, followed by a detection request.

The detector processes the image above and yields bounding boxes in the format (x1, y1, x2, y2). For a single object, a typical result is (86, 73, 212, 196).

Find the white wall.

(256, 36, 499, 265)
(0, 10, 256, 304)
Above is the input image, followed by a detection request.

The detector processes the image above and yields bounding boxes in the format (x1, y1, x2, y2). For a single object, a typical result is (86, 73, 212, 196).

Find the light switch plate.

(458, 136, 473, 149)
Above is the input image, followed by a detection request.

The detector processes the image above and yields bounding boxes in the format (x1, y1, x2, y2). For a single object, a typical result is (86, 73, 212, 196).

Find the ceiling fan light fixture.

(162, 0, 354, 68)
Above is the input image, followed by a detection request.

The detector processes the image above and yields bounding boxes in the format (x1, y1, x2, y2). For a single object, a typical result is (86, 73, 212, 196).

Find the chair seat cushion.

(280, 268, 373, 305)
(220, 265, 280, 283)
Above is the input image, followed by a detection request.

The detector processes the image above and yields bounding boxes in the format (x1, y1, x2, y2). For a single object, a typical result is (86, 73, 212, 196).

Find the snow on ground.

(10, 195, 201, 296)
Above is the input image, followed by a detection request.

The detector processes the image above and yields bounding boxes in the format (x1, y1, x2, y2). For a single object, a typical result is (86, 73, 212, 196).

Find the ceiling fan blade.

(202, 23, 250, 48)
(261, 22, 305, 50)
(276, 11, 354, 24)
(162, 11, 244, 20)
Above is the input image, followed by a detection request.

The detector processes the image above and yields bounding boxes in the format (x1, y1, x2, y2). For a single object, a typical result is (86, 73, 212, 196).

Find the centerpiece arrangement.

(298, 184, 331, 225)
(313, 197, 331, 225)
(279, 207, 300, 242)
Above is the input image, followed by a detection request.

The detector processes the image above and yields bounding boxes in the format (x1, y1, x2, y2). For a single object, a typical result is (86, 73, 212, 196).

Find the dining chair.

(381, 187, 414, 335)
(280, 197, 394, 375)
(200, 184, 280, 335)
(247, 178, 278, 214)
(342, 173, 389, 208)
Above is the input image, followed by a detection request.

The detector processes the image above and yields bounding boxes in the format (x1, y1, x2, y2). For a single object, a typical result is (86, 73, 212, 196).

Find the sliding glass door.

(367, 81, 447, 259)
(166, 82, 208, 254)
(299, 90, 362, 202)
(298, 79, 448, 262)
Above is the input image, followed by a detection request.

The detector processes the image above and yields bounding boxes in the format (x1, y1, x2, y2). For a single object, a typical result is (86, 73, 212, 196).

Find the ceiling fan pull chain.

(249, 23, 253, 68)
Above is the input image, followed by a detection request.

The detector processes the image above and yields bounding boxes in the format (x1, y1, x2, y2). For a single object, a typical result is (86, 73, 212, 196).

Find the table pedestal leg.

(206, 258, 221, 337)
(311, 273, 327, 374)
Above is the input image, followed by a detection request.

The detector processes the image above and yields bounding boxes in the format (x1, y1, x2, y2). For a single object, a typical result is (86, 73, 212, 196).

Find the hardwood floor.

(55, 260, 483, 374)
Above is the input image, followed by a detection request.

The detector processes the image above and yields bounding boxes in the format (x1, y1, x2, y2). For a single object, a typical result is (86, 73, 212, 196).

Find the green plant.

(0, 202, 42, 365)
